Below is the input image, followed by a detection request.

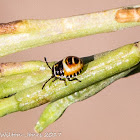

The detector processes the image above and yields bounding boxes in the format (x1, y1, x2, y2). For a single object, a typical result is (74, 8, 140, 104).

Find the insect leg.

(52, 77, 57, 82)
(42, 76, 54, 89)
(67, 78, 81, 82)
(44, 57, 52, 70)
(59, 78, 67, 86)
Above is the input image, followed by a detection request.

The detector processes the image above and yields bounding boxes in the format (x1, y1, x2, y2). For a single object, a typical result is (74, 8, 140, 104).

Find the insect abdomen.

(63, 56, 83, 78)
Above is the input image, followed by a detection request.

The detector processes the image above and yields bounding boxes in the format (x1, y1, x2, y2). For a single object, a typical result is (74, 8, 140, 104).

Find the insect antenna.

(42, 76, 54, 90)
(44, 57, 52, 70)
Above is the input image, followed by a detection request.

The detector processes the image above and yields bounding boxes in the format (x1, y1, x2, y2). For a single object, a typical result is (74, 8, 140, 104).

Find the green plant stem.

(0, 48, 108, 78)
(0, 42, 139, 117)
(0, 51, 106, 115)
(0, 61, 49, 77)
(0, 70, 51, 98)
(0, 50, 108, 98)
(0, 5, 140, 57)
(0, 53, 103, 98)
(15, 43, 140, 111)
(126, 63, 140, 76)
(0, 96, 18, 117)
(34, 66, 137, 133)
(35, 63, 140, 133)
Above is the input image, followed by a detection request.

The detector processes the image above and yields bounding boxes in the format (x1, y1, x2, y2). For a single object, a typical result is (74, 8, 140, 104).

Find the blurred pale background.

(0, 0, 140, 140)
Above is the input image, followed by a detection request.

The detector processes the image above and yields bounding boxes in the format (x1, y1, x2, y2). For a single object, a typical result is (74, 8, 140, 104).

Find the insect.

(42, 56, 84, 89)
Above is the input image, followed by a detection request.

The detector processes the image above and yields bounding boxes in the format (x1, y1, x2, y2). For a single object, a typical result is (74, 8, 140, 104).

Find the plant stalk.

(0, 5, 140, 57)
(0, 42, 139, 117)
(15, 42, 140, 111)
(34, 66, 137, 133)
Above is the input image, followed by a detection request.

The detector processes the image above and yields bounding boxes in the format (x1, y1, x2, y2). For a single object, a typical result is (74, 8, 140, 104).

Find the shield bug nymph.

(42, 56, 84, 89)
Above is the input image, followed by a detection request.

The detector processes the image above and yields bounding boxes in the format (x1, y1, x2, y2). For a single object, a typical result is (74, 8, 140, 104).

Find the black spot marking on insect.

(74, 73, 77, 76)
(74, 57, 79, 64)
(68, 57, 72, 64)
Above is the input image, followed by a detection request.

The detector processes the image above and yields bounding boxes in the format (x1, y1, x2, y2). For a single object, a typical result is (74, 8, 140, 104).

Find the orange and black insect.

(42, 56, 84, 89)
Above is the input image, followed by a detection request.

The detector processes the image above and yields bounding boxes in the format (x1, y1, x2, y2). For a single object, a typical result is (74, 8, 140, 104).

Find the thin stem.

(0, 5, 140, 57)
(0, 61, 53, 77)
(15, 42, 140, 111)
(34, 66, 137, 133)
(0, 42, 139, 117)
